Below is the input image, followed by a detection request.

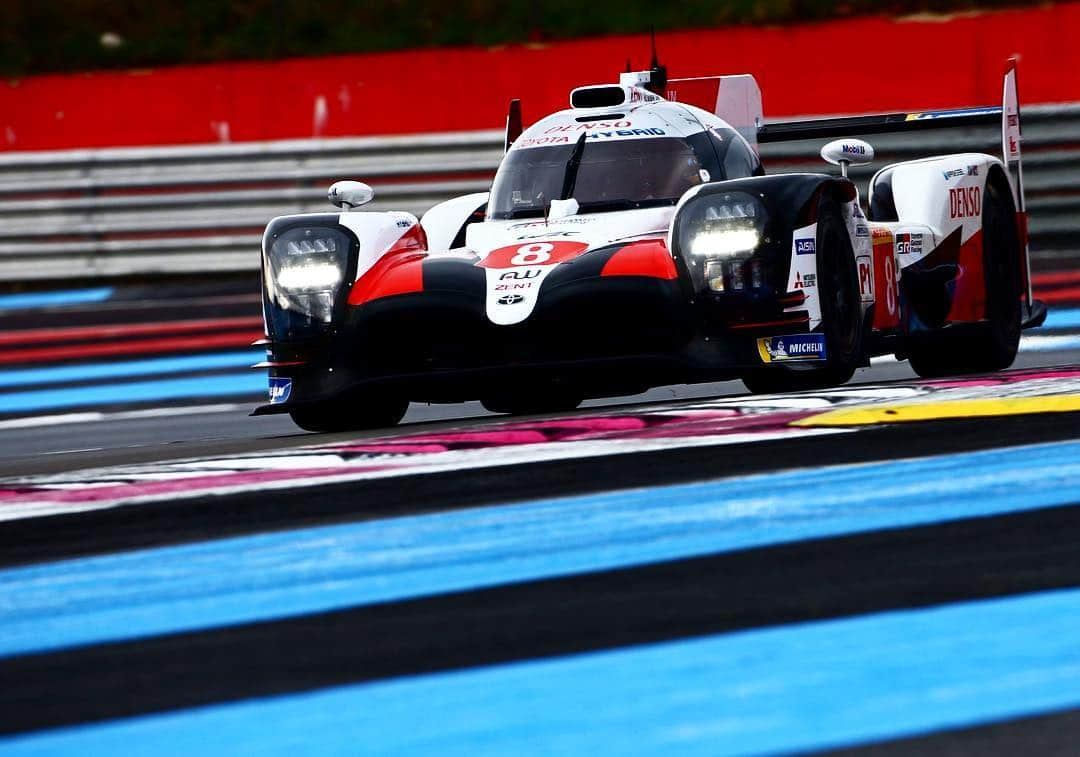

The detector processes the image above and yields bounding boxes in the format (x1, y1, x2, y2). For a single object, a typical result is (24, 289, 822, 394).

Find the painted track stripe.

(793, 395, 1080, 426)
(0, 288, 113, 311)
(0, 331, 260, 366)
(0, 316, 263, 347)
(1039, 306, 1080, 330)
(0, 372, 263, 415)
(0, 350, 262, 390)
(4, 588, 1079, 755)
(0, 404, 245, 430)
(2, 440, 1079, 659)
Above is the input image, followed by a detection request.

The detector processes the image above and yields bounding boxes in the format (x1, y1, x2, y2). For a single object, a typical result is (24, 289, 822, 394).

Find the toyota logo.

(497, 294, 525, 305)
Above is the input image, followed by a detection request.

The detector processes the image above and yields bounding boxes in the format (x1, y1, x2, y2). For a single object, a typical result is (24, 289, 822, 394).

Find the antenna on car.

(645, 27, 667, 96)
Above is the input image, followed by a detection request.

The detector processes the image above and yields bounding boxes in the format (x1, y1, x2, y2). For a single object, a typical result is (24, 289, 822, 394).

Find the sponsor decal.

(793, 271, 817, 290)
(395, 219, 411, 228)
(949, 186, 981, 219)
(841, 143, 867, 156)
(857, 255, 874, 299)
(795, 239, 816, 255)
(499, 268, 543, 280)
(508, 218, 593, 230)
(856, 225, 870, 238)
(966, 164, 979, 176)
(1008, 114, 1019, 128)
(586, 128, 665, 139)
(515, 231, 579, 240)
(872, 227, 892, 242)
(942, 167, 965, 180)
(757, 334, 827, 363)
(496, 294, 525, 305)
(545, 121, 633, 133)
(896, 232, 923, 256)
(268, 377, 292, 404)
(517, 136, 570, 148)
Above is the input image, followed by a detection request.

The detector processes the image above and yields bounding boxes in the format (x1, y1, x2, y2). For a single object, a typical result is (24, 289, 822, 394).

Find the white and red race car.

(255, 58, 1046, 431)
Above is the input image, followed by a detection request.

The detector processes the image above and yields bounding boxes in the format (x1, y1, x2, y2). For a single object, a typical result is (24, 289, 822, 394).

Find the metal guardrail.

(0, 105, 1076, 282)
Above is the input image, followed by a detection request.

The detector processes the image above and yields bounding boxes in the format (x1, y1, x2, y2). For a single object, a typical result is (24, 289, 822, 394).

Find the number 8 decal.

(511, 243, 554, 266)
(884, 252, 897, 316)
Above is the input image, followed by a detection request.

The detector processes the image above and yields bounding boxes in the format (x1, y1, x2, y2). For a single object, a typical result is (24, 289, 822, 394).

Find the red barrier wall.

(3, 4, 1079, 151)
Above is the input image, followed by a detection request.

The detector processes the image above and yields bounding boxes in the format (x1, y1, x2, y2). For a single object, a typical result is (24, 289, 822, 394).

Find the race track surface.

(2, 281, 1080, 754)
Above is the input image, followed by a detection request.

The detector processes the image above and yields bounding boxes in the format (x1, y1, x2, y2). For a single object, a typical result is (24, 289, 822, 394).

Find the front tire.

(289, 394, 408, 433)
(742, 198, 863, 394)
(907, 177, 1021, 378)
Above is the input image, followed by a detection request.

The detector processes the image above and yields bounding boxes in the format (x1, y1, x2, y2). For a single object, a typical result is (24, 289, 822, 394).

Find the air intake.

(570, 86, 627, 109)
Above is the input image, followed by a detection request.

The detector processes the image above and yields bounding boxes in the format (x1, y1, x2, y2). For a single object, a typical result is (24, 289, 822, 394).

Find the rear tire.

(288, 394, 408, 433)
(907, 177, 1021, 378)
(742, 198, 863, 394)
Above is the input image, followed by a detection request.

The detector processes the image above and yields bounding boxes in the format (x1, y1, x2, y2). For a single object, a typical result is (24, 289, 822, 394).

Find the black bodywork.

(254, 173, 858, 415)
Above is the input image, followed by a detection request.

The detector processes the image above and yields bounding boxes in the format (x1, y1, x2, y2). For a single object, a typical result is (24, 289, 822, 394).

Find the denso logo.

(949, 186, 981, 219)
(545, 121, 632, 133)
(841, 144, 866, 155)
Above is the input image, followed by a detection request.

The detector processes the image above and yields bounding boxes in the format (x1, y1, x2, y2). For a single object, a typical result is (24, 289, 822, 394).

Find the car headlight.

(264, 227, 352, 324)
(680, 193, 765, 259)
(676, 192, 768, 294)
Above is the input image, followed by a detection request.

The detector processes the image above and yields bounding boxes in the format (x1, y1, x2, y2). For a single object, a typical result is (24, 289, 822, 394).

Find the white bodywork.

(335, 211, 421, 282)
(869, 153, 1005, 266)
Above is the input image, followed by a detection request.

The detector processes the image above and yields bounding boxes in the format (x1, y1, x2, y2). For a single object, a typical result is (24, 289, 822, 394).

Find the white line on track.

(0, 403, 245, 430)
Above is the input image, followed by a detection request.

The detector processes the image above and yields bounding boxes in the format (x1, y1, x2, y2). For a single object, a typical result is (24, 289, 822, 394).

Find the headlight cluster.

(677, 192, 768, 294)
(264, 227, 352, 324)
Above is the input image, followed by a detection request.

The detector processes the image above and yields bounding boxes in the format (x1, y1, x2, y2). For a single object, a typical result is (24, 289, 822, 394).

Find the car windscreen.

(488, 137, 708, 220)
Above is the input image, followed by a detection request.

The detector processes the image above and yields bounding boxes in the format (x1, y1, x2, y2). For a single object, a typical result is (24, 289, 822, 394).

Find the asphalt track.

(2, 286, 1080, 753)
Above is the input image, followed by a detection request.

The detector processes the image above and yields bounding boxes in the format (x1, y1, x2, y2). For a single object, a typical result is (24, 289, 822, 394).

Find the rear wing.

(759, 59, 1033, 307)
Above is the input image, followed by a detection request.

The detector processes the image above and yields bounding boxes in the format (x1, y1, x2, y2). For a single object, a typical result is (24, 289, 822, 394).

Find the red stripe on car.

(599, 239, 677, 279)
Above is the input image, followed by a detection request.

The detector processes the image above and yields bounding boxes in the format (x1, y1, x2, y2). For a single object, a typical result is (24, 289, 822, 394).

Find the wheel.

(907, 177, 1021, 378)
(481, 386, 583, 415)
(742, 198, 863, 394)
(288, 394, 408, 432)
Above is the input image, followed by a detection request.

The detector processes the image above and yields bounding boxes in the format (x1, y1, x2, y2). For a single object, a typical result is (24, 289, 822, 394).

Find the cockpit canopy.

(488, 116, 761, 221)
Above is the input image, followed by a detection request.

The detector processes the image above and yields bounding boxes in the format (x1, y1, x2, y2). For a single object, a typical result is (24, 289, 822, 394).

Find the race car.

(254, 58, 1047, 431)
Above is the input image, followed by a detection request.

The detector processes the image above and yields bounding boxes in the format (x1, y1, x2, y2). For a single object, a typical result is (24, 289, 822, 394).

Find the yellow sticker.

(792, 395, 1080, 427)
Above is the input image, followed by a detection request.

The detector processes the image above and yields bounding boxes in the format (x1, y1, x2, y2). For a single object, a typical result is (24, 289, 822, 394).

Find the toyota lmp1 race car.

(254, 58, 1047, 432)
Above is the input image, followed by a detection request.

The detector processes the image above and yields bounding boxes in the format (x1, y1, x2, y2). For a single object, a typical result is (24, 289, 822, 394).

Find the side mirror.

(820, 138, 874, 178)
(328, 180, 374, 210)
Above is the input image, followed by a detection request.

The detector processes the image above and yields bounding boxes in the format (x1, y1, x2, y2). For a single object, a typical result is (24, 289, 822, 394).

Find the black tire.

(288, 394, 408, 433)
(742, 198, 863, 394)
(907, 177, 1021, 378)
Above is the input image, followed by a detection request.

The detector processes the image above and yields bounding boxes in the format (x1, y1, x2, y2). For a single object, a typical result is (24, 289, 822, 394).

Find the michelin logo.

(757, 334, 827, 363)
(268, 377, 292, 404)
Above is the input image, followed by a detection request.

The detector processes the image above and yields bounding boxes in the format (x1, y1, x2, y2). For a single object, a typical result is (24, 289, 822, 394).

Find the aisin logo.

(497, 294, 525, 305)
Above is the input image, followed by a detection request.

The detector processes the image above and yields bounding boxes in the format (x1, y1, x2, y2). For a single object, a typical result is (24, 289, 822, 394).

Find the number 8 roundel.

(478, 241, 589, 268)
